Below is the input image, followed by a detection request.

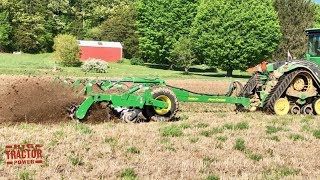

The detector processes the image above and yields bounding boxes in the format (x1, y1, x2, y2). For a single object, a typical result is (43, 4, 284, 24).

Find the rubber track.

(262, 69, 302, 112)
(239, 73, 258, 97)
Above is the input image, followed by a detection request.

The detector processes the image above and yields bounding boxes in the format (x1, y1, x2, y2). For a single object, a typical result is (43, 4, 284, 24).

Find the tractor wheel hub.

(274, 98, 290, 115)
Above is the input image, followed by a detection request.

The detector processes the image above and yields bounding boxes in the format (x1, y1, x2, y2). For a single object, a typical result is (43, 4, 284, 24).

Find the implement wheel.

(143, 87, 178, 122)
(274, 98, 290, 115)
(313, 98, 320, 115)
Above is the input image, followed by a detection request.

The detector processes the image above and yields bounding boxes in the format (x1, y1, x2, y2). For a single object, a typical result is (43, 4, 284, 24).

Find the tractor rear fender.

(276, 62, 320, 87)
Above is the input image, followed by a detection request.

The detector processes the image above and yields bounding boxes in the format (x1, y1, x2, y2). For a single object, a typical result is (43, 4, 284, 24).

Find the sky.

(315, 0, 320, 3)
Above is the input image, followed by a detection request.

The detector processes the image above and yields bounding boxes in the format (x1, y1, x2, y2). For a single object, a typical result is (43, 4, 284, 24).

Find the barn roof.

(78, 40, 122, 48)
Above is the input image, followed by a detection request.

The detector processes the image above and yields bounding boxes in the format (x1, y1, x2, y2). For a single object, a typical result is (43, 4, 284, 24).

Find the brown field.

(0, 75, 320, 179)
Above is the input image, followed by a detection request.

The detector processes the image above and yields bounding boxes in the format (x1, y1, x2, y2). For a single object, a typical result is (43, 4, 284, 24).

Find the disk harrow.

(64, 78, 249, 122)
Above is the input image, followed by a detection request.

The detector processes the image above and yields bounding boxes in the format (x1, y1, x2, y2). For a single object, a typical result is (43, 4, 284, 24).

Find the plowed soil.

(0, 75, 84, 124)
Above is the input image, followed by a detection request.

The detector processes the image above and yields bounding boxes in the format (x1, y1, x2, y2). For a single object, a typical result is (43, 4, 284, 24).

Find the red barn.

(78, 40, 123, 62)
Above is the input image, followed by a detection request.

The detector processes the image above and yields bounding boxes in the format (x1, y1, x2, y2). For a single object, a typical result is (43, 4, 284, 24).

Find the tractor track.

(263, 69, 305, 112)
(239, 73, 258, 97)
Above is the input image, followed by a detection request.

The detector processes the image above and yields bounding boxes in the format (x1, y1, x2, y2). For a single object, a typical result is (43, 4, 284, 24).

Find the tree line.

(0, 0, 318, 75)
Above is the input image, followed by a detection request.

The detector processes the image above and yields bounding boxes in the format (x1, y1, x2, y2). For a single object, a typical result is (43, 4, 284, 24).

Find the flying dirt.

(0, 75, 84, 124)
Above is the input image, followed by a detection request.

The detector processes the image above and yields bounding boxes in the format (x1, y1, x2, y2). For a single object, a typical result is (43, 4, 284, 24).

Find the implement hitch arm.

(171, 88, 250, 109)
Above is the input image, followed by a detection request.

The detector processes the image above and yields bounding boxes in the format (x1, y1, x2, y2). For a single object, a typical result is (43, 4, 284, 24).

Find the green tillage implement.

(69, 78, 250, 122)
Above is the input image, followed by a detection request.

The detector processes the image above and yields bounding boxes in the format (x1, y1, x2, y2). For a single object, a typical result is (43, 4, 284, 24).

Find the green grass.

(0, 53, 250, 79)
(247, 153, 263, 161)
(17, 169, 35, 180)
(164, 145, 176, 152)
(223, 121, 249, 130)
(234, 138, 263, 161)
(206, 175, 220, 180)
(53, 130, 65, 139)
(234, 138, 246, 151)
(263, 166, 300, 179)
(120, 168, 138, 180)
(126, 146, 140, 154)
(216, 136, 228, 142)
(160, 125, 183, 137)
(288, 133, 305, 141)
(104, 137, 118, 146)
(313, 130, 320, 139)
(266, 126, 283, 134)
(195, 122, 209, 128)
(189, 137, 200, 143)
(71, 123, 93, 134)
(200, 127, 224, 137)
(0, 157, 4, 166)
(179, 123, 192, 129)
(69, 153, 83, 166)
(18, 123, 35, 130)
(267, 135, 280, 142)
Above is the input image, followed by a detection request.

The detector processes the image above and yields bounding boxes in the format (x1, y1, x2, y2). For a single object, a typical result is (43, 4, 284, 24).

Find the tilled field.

(0, 75, 319, 179)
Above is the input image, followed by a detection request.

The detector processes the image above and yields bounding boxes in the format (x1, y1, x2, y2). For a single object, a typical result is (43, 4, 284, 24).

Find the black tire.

(236, 73, 258, 111)
(142, 87, 179, 122)
(239, 73, 258, 97)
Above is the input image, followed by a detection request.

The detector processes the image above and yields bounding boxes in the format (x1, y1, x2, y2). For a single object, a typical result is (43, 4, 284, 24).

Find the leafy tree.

(12, 14, 52, 53)
(100, 1, 139, 58)
(53, 34, 81, 67)
(4, 0, 54, 53)
(66, 0, 122, 39)
(0, 11, 11, 52)
(136, 0, 198, 64)
(170, 36, 195, 73)
(273, 0, 316, 59)
(191, 0, 280, 76)
(315, 3, 320, 28)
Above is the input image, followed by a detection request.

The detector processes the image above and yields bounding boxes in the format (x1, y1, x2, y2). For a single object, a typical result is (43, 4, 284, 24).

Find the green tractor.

(68, 28, 320, 122)
(242, 28, 320, 116)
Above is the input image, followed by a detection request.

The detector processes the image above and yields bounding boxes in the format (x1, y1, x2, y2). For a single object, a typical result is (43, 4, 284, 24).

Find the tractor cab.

(306, 28, 320, 65)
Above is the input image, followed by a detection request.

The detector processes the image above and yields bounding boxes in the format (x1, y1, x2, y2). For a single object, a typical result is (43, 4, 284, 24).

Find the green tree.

(170, 36, 195, 73)
(273, 0, 316, 59)
(0, 0, 138, 53)
(66, 0, 120, 39)
(12, 14, 52, 53)
(0, 11, 11, 52)
(5, 0, 54, 53)
(137, 0, 198, 64)
(314, 3, 320, 28)
(100, 1, 139, 58)
(191, 0, 281, 76)
(53, 34, 81, 67)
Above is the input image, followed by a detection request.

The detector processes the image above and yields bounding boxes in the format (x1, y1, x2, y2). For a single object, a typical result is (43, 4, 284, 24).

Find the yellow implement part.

(314, 99, 320, 115)
(154, 95, 171, 115)
(293, 77, 305, 91)
(274, 98, 290, 115)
